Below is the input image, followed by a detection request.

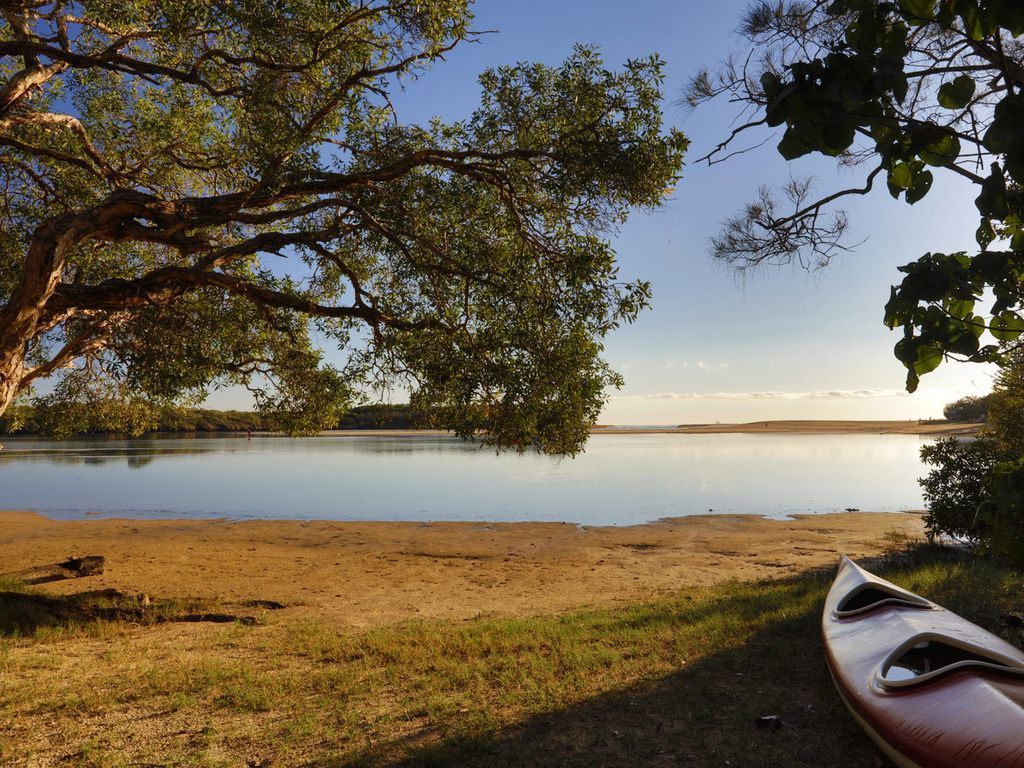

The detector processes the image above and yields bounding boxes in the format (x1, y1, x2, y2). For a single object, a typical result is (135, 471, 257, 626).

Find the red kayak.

(822, 556, 1024, 767)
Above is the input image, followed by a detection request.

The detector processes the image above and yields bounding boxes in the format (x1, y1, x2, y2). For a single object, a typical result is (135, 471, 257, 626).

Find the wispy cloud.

(612, 360, 639, 372)
(696, 361, 729, 372)
(613, 388, 908, 401)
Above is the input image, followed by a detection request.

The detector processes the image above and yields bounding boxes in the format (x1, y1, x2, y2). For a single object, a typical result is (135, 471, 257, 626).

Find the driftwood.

(2, 555, 105, 585)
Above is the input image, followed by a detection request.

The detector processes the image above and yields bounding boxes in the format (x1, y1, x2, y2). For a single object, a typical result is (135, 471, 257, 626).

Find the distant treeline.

(0, 404, 419, 435)
(942, 395, 989, 422)
(337, 404, 420, 430)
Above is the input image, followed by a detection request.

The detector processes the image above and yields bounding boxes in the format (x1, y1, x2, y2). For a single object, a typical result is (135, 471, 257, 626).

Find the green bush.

(987, 364, 1024, 455)
(922, 357, 1024, 564)
(919, 437, 1005, 541)
(976, 460, 1024, 567)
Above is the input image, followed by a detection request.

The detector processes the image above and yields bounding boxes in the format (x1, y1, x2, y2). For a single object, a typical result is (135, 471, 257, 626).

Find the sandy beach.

(306, 420, 979, 437)
(0, 510, 925, 627)
(593, 419, 980, 435)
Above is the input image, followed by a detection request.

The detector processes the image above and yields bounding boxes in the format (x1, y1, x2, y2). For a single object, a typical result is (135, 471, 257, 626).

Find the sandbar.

(593, 419, 979, 435)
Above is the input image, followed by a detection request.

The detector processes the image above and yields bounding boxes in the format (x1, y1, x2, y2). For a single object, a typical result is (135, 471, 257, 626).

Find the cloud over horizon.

(612, 388, 910, 401)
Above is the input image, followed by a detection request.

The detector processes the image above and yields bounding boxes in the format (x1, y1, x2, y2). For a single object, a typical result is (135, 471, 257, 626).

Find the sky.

(208, 1, 998, 423)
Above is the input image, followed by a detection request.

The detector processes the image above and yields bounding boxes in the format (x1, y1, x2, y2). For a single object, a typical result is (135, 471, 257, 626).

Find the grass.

(1, 546, 1022, 767)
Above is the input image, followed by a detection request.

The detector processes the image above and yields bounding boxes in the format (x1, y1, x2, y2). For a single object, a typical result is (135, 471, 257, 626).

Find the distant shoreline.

(320, 419, 981, 437)
(591, 419, 981, 436)
(0, 419, 981, 441)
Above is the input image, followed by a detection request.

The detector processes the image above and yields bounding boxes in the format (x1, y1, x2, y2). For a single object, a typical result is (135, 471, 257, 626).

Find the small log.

(58, 556, 105, 577)
(3, 555, 106, 585)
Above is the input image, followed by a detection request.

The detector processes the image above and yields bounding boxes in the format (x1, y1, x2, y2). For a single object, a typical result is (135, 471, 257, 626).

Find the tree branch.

(50, 268, 444, 333)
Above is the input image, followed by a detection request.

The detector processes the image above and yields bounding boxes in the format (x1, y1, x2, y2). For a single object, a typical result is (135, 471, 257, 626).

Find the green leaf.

(984, 94, 1024, 155)
(992, 1, 1024, 35)
(906, 168, 933, 204)
(920, 133, 961, 166)
(970, 315, 987, 338)
(777, 128, 811, 160)
(913, 343, 944, 375)
(945, 297, 975, 319)
(937, 0, 955, 26)
(760, 72, 781, 101)
(822, 122, 856, 153)
(959, 5, 987, 40)
(975, 165, 1009, 219)
(765, 92, 790, 127)
(888, 161, 913, 189)
(881, 22, 911, 56)
(973, 249, 1010, 281)
(937, 76, 976, 110)
(1011, 228, 1024, 251)
(894, 338, 915, 365)
(898, 0, 935, 21)
(949, 329, 980, 356)
(991, 312, 1024, 341)
(890, 72, 910, 105)
(977, 218, 996, 248)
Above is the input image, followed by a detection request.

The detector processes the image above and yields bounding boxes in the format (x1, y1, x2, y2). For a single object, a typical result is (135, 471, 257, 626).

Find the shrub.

(976, 460, 1024, 567)
(987, 363, 1024, 454)
(922, 355, 1024, 564)
(919, 437, 1004, 541)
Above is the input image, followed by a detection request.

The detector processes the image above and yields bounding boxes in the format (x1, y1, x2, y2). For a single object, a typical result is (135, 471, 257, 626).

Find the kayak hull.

(822, 556, 1024, 768)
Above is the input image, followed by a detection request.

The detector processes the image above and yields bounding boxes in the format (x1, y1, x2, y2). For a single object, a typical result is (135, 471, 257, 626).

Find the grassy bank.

(2, 547, 1022, 767)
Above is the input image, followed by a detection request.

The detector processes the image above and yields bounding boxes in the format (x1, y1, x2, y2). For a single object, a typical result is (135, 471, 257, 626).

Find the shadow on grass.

(0, 584, 253, 636)
(334, 547, 1020, 768)
(339, 581, 873, 767)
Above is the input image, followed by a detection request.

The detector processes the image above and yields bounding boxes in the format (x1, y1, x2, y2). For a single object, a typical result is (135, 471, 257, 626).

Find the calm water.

(0, 432, 930, 525)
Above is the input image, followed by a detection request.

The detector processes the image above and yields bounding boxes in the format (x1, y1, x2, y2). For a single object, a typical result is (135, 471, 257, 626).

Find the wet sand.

(0, 510, 925, 627)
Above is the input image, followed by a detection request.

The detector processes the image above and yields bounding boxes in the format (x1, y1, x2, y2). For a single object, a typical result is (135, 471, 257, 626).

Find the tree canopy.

(689, 0, 1024, 391)
(0, 1, 686, 454)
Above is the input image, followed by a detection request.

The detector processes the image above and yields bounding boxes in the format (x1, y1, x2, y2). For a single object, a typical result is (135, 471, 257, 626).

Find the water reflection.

(0, 432, 930, 525)
(2, 446, 191, 467)
(0, 434, 482, 465)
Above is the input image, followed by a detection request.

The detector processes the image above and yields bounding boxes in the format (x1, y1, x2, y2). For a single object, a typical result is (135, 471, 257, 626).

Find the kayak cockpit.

(878, 632, 1024, 689)
(835, 583, 932, 618)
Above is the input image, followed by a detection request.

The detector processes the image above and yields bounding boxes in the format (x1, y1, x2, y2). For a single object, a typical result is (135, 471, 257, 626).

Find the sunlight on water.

(0, 432, 929, 525)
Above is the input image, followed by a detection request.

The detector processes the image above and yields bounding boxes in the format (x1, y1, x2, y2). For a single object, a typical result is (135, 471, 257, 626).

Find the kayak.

(822, 556, 1024, 768)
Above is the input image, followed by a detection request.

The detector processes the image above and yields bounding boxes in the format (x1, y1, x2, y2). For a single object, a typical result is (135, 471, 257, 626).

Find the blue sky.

(213, 1, 997, 423)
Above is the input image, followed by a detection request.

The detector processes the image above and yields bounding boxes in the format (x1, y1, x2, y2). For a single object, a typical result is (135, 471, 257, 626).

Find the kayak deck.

(822, 556, 1024, 768)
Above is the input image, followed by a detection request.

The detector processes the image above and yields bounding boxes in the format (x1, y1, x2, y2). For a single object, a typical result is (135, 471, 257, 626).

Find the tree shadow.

(12, 555, 106, 585)
(0, 587, 254, 636)
(333, 550, 979, 768)
(343, 604, 879, 766)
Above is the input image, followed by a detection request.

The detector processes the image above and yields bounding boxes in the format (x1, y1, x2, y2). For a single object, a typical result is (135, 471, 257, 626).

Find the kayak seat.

(835, 584, 932, 617)
(878, 632, 1024, 689)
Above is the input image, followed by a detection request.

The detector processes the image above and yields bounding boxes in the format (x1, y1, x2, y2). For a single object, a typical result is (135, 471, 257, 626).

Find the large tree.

(0, 1, 685, 453)
(689, 0, 1024, 391)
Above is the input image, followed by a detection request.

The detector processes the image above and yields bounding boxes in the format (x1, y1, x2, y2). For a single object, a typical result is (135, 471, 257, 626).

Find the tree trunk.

(0, 344, 26, 418)
(0, 218, 81, 418)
